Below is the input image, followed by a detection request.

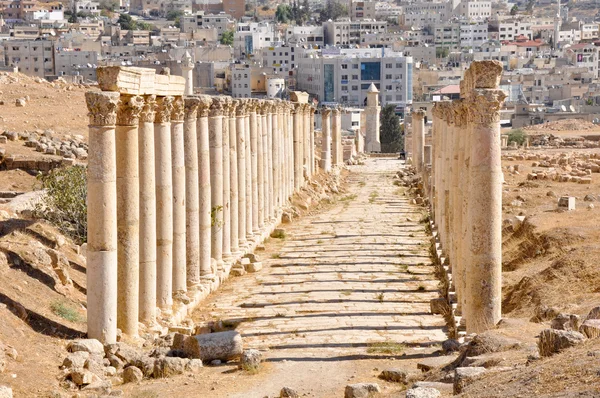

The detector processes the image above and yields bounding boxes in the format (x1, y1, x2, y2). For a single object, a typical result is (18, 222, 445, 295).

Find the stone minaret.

(182, 51, 194, 96)
(553, 0, 561, 50)
(365, 83, 381, 152)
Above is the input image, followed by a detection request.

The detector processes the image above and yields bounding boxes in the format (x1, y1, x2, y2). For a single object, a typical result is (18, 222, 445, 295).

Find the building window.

(352, 64, 359, 69)
(385, 74, 392, 79)
(341, 64, 348, 69)
(385, 63, 392, 68)
(352, 85, 358, 90)
(352, 74, 358, 80)
(385, 85, 392, 90)
(341, 74, 348, 80)
(385, 95, 392, 101)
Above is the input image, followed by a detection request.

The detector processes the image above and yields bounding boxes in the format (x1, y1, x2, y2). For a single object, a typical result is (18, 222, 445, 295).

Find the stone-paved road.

(192, 157, 448, 397)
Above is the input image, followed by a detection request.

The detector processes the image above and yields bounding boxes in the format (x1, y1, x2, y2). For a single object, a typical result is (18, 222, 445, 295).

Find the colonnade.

(86, 66, 318, 343)
(415, 61, 506, 334)
(320, 107, 343, 170)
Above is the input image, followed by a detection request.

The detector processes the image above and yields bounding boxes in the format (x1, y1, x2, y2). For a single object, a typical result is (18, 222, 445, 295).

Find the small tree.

(318, 0, 347, 22)
(380, 105, 404, 153)
(118, 13, 136, 30)
(34, 166, 87, 244)
(275, 4, 293, 23)
(510, 5, 518, 15)
(166, 10, 183, 20)
(507, 128, 527, 146)
(220, 30, 234, 45)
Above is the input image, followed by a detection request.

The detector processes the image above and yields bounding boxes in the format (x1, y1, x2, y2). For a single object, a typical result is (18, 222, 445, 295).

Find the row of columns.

(320, 107, 343, 172)
(86, 89, 316, 343)
(421, 61, 506, 334)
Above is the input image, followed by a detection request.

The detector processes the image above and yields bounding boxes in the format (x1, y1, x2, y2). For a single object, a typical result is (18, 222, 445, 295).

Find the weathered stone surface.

(579, 319, 600, 339)
(280, 387, 299, 398)
(115, 343, 141, 364)
(244, 262, 263, 273)
(131, 356, 156, 377)
(464, 333, 522, 357)
(81, 380, 112, 395)
(67, 339, 105, 355)
(538, 329, 586, 357)
(441, 339, 460, 353)
(417, 355, 457, 372)
(153, 357, 188, 378)
(406, 387, 441, 398)
(586, 306, 600, 321)
(122, 366, 143, 383)
(62, 351, 90, 369)
(70, 369, 100, 386)
(429, 297, 447, 315)
(186, 359, 204, 372)
(377, 369, 407, 383)
(344, 383, 381, 398)
(453, 367, 486, 394)
(183, 331, 243, 361)
(239, 349, 262, 370)
(551, 313, 581, 331)
(0, 386, 12, 398)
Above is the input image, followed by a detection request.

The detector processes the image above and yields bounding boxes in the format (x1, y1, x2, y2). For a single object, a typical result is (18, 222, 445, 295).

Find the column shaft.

(250, 105, 259, 233)
(245, 107, 253, 239)
(222, 98, 232, 260)
(236, 102, 247, 247)
(183, 98, 200, 288)
(198, 97, 213, 278)
(209, 98, 225, 270)
(229, 101, 240, 253)
(171, 97, 187, 295)
(293, 104, 302, 190)
(257, 103, 265, 229)
(321, 110, 332, 171)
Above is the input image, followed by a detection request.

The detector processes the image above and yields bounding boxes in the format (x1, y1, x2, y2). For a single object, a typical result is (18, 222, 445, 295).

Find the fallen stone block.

(580, 319, 600, 339)
(122, 366, 143, 383)
(183, 330, 243, 361)
(406, 387, 441, 398)
(586, 306, 600, 321)
(538, 329, 586, 357)
(67, 339, 105, 356)
(0, 386, 12, 398)
(377, 368, 407, 383)
(430, 297, 447, 315)
(417, 355, 457, 372)
(551, 313, 580, 331)
(344, 383, 381, 398)
(280, 387, 299, 398)
(70, 369, 100, 386)
(153, 357, 188, 378)
(239, 349, 262, 371)
(453, 367, 486, 394)
(245, 261, 263, 273)
(62, 351, 90, 369)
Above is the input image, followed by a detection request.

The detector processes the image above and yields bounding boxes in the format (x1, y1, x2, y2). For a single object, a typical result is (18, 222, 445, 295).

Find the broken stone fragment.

(453, 367, 486, 394)
(538, 329, 586, 357)
(0, 386, 12, 398)
(122, 366, 143, 383)
(239, 349, 262, 371)
(580, 319, 600, 339)
(183, 330, 243, 361)
(67, 339, 105, 356)
(344, 383, 381, 398)
(378, 368, 407, 383)
(280, 387, 299, 398)
(62, 351, 90, 369)
(69, 369, 100, 386)
(550, 313, 581, 331)
(406, 387, 441, 398)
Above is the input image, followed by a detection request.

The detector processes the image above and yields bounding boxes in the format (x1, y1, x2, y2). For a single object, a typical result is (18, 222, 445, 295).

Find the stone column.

(209, 97, 225, 271)
(236, 100, 248, 248)
(229, 100, 240, 254)
(459, 106, 473, 318)
(284, 104, 293, 199)
(321, 108, 332, 171)
(293, 103, 303, 190)
(309, 108, 315, 176)
(245, 101, 254, 240)
(263, 103, 271, 222)
(171, 97, 187, 298)
(412, 109, 425, 174)
(332, 108, 342, 167)
(139, 95, 157, 326)
(303, 105, 311, 179)
(222, 98, 232, 261)
(270, 102, 278, 217)
(115, 94, 143, 337)
(154, 96, 174, 313)
(466, 89, 506, 333)
(181, 51, 194, 96)
(86, 91, 119, 343)
(183, 98, 200, 289)
(257, 101, 265, 230)
(250, 100, 259, 233)
(450, 102, 464, 311)
(197, 96, 213, 279)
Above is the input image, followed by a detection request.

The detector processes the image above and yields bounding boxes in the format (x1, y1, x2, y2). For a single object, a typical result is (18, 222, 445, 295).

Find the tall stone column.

(183, 98, 200, 289)
(222, 98, 232, 261)
(303, 105, 311, 179)
(139, 95, 157, 326)
(459, 106, 473, 317)
(265, 101, 274, 221)
(236, 100, 248, 248)
(365, 83, 381, 152)
(309, 108, 315, 176)
(115, 94, 143, 337)
(171, 97, 187, 297)
(412, 109, 425, 174)
(321, 109, 332, 171)
(256, 101, 265, 229)
(197, 96, 213, 279)
(250, 101, 260, 233)
(332, 108, 342, 167)
(86, 91, 119, 343)
(466, 89, 505, 333)
(270, 102, 279, 216)
(154, 96, 174, 313)
(181, 51, 194, 96)
(284, 104, 292, 200)
(245, 101, 254, 240)
(293, 103, 303, 190)
(209, 97, 225, 271)
(229, 100, 240, 254)
(450, 102, 465, 311)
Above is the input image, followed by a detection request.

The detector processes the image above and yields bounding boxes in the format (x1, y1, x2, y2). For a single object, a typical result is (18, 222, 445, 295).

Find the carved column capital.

(412, 109, 426, 121)
(235, 99, 246, 116)
(154, 96, 174, 123)
(171, 96, 185, 122)
(116, 95, 144, 126)
(321, 107, 332, 117)
(140, 95, 157, 123)
(184, 97, 200, 120)
(85, 91, 120, 127)
(209, 97, 226, 117)
(198, 95, 212, 118)
(468, 89, 507, 126)
(331, 107, 340, 116)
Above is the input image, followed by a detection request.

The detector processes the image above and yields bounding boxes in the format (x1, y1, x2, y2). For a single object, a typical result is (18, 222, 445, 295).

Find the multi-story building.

(434, 23, 461, 52)
(234, 22, 279, 59)
(322, 19, 387, 46)
(285, 26, 324, 46)
(567, 43, 599, 79)
(453, 0, 491, 19)
(181, 12, 234, 40)
(497, 20, 533, 41)
(398, 2, 450, 28)
(54, 49, 98, 80)
(350, 0, 376, 20)
(231, 62, 251, 98)
(297, 47, 413, 111)
(222, 0, 244, 20)
(261, 44, 298, 75)
(460, 20, 488, 48)
(3, 39, 54, 77)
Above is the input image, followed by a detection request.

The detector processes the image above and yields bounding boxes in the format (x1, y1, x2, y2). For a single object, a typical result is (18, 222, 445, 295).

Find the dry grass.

(366, 341, 405, 354)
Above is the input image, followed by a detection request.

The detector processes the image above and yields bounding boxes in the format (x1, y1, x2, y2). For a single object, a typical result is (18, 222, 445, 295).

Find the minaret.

(553, 0, 561, 50)
(181, 51, 194, 96)
(365, 83, 381, 153)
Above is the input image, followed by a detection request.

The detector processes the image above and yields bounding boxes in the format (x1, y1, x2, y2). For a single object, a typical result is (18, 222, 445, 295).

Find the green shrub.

(507, 129, 527, 146)
(34, 166, 87, 244)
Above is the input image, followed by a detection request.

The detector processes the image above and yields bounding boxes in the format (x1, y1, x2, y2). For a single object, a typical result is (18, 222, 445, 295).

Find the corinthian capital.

(85, 91, 120, 127)
(198, 95, 212, 118)
(184, 97, 200, 120)
(171, 96, 185, 122)
(140, 95, 157, 123)
(468, 89, 506, 126)
(209, 97, 225, 117)
(155, 96, 174, 123)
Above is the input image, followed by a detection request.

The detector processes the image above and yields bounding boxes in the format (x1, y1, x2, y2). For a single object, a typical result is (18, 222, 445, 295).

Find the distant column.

(181, 51, 194, 96)
(197, 96, 214, 279)
(250, 100, 260, 234)
(309, 108, 315, 176)
(320, 108, 332, 172)
(183, 97, 200, 289)
(293, 103, 303, 190)
(116, 94, 143, 337)
(236, 100, 248, 248)
(332, 108, 342, 167)
(245, 100, 254, 240)
(209, 97, 225, 271)
(271, 101, 280, 215)
(86, 91, 119, 344)
(412, 109, 425, 174)
(222, 97, 232, 261)
(154, 96, 174, 313)
(229, 100, 240, 254)
(365, 83, 381, 152)
(266, 101, 275, 220)
(171, 96, 187, 297)
(139, 95, 157, 326)
(256, 101, 265, 230)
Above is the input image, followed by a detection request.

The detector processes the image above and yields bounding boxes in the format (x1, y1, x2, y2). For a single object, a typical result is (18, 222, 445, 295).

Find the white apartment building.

(231, 63, 251, 98)
(181, 12, 234, 39)
(54, 49, 98, 80)
(3, 39, 54, 77)
(453, 0, 491, 19)
(435, 23, 461, 52)
(460, 20, 488, 48)
(297, 48, 413, 110)
(498, 21, 533, 41)
(322, 19, 387, 46)
(351, 1, 377, 20)
(261, 44, 299, 75)
(285, 26, 324, 46)
(398, 2, 450, 27)
(74, 1, 101, 16)
(234, 22, 279, 58)
(580, 23, 599, 41)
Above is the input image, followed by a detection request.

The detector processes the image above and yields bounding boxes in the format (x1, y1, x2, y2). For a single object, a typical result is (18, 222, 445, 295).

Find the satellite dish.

(561, 105, 567, 112)
(569, 105, 575, 112)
